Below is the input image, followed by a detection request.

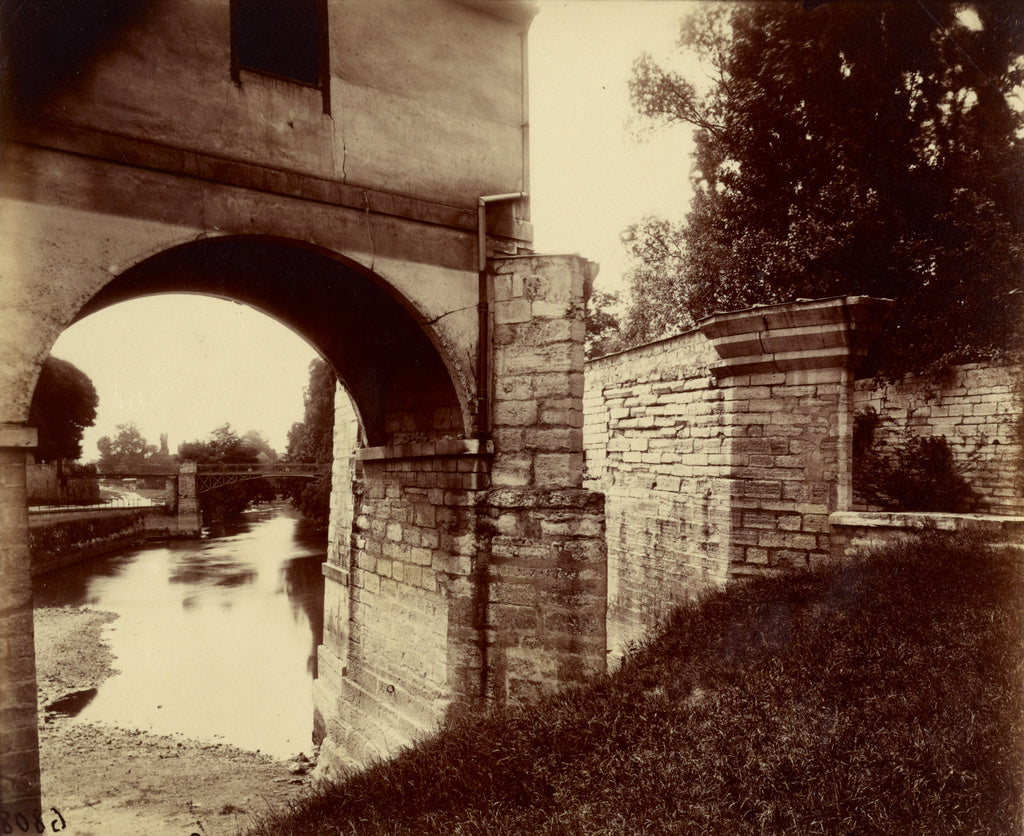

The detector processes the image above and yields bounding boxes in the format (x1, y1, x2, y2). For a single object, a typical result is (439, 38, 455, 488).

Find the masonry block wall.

(583, 332, 731, 655)
(316, 254, 607, 775)
(0, 429, 40, 817)
(25, 462, 100, 506)
(854, 363, 1023, 515)
(713, 365, 842, 580)
(485, 254, 607, 699)
(315, 440, 487, 776)
(584, 297, 892, 659)
(28, 509, 147, 575)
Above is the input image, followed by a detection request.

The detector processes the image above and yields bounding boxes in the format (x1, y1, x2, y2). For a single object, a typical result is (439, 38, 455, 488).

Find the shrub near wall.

(854, 363, 1024, 515)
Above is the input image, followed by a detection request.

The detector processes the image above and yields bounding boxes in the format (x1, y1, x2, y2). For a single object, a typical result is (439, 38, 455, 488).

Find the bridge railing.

(97, 467, 178, 479)
(195, 462, 327, 476)
(29, 496, 168, 514)
(96, 462, 328, 479)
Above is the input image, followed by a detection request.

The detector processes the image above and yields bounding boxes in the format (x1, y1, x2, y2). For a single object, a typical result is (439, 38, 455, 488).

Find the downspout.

(474, 191, 524, 704)
(476, 192, 526, 440)
(475, 23, 532, 702)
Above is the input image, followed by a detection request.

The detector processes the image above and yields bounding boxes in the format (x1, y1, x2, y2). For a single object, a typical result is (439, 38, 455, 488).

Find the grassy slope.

(248, 535, 1024, 835)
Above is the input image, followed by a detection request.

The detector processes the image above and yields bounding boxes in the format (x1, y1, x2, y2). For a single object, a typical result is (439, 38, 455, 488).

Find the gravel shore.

(34, 606, 316, 836)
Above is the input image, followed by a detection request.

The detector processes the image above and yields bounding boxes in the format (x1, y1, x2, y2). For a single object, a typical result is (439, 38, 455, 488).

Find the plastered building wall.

(1, 0, 534, 429)
(1, 0, 539, 812)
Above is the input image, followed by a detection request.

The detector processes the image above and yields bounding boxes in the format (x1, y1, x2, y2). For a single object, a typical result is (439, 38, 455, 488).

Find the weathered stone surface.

(854, 362, 1024, 515)
(586, 297, 901, 660)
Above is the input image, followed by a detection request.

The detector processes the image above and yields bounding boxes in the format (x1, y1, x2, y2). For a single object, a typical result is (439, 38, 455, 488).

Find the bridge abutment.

(0, 427, 41, 818)
(176, 461, 201, 537)
(483, 255, 607, 698)
(314, 254, 608, 776)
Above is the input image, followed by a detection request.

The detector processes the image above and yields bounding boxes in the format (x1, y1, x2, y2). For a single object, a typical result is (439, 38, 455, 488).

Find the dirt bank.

(35, 606, 315, 836)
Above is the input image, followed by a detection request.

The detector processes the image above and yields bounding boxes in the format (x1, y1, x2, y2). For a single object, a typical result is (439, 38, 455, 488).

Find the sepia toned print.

(2, 1, 1021, 833)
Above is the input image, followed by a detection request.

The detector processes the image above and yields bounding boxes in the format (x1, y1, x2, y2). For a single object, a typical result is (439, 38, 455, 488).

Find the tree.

(29, 357, 98, 462)
(619, 217, 691, 346)
(283, 359, 336, 525)
(585, 289, 625, 359)
(627, 1, 1024, 375)
(96, 422, 157, 472)
(178, 423, 275, 523)
(242, 429, 278, 463)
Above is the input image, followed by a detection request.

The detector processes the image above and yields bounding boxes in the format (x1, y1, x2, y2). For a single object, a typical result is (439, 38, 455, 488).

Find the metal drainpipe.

(476, 192, 526, 440)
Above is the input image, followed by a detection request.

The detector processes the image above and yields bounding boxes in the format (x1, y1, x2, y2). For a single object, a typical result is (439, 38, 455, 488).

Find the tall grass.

(247, 534, 1024, 835)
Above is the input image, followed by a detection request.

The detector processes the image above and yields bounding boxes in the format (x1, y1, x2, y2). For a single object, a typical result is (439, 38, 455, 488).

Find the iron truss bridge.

(194, 462, 327, 492)
(100, 462, 329, 492)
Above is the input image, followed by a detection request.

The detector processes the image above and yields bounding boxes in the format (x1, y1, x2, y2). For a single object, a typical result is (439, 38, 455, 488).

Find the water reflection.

(33, 504, 326, 758)
(45, 688, 98, 718)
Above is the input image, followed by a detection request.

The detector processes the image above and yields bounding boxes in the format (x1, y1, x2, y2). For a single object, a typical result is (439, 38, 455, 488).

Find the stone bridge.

(0, 0, 903, 817)
(0, 0, 608, 813)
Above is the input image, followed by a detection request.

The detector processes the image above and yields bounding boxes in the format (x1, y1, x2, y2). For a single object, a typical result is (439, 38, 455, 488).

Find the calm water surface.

(33, 503, 326, 759)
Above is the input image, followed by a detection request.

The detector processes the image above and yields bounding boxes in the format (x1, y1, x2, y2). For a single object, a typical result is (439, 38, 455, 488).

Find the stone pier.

(314, 254, 608, 776)
(0, 426, 40, 818)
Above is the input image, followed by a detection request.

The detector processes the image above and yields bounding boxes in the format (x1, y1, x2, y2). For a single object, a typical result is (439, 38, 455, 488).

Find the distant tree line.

(281, 358, 336, 527)
(29, 353, 338, 524)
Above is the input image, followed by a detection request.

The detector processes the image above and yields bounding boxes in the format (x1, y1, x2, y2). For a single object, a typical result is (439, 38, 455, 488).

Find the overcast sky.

(52, 0, 700, 461)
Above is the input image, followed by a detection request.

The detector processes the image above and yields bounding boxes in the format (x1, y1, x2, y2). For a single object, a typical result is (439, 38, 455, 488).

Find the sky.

(51, 1, 701, 462)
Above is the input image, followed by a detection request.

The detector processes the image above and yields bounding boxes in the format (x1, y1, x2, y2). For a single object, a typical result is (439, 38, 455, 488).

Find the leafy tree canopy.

(29, 356, 98, 462)
(285, 359, 336, 465)
(243, 429, 278, 463)
(178, 423, 263, 465)
(179, 423, 275, 522)
(626, 0, 1024, 375)
(97, 422, 158, 471)
(585, 289, 625, 359)
(283, 358, 336, 525)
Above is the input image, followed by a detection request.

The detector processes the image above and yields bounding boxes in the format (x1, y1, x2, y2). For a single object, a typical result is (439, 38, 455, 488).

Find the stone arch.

(74, 234, 469, 447)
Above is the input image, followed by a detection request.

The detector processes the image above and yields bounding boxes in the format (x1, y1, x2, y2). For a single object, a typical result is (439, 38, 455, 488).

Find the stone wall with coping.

(584, 297, 892, 659)
(854, 363, 1023, 515)
(583, 331, 731, 656)
(27, 508, 147, 575)
(830, 510, 1024, 559)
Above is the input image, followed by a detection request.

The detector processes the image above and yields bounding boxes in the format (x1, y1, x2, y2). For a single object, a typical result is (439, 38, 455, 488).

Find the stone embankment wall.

(854, 363, 1023, 515)
(28, 508, 148, 575)
(26, 462, 100, 506)
(585, 297, 893, 658)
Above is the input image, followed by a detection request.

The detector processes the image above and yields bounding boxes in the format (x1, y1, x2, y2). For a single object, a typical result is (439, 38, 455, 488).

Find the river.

(32, 502, 326, 760)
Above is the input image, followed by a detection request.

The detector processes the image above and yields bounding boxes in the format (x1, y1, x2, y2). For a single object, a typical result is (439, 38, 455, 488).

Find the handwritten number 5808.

(0, 808, 65, 833)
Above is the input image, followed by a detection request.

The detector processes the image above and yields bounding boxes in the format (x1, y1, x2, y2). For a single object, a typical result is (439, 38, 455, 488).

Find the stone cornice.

(7, 121, 534, 243)
(698, 296, 894, 379)
(357, 438, 494, 461)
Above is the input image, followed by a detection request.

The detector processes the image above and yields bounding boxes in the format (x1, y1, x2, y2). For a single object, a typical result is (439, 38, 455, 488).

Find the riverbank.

(247, 535, 1024, 835)
(35, 606, 314, 836)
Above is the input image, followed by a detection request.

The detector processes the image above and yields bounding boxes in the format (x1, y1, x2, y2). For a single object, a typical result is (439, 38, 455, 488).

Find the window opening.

(230, 0, 329, 112)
